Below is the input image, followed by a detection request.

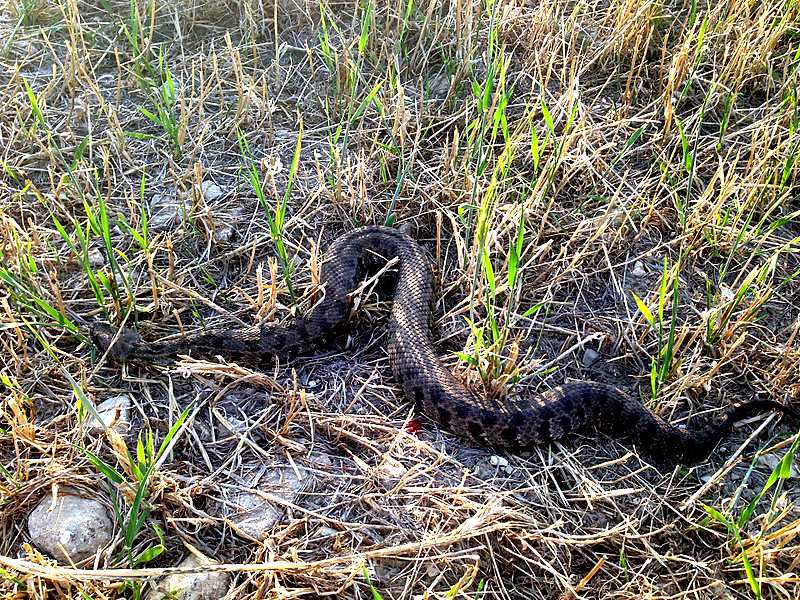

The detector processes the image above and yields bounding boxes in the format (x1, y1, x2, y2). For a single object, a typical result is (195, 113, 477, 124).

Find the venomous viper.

(92, 226, 798, 465)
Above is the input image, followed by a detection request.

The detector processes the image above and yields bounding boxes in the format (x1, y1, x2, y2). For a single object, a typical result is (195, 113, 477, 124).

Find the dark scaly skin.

(91, 226, 799, 465)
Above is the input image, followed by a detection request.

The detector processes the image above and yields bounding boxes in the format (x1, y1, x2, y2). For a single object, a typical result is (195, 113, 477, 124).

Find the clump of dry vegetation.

(1, 0, 800, 597)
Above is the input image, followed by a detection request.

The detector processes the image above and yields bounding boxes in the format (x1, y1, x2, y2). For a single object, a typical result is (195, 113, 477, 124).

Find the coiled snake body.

(93, 226, 798, 465)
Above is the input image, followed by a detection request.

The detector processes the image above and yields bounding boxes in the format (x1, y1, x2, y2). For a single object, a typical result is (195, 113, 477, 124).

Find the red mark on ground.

(405, 418, 423, 434)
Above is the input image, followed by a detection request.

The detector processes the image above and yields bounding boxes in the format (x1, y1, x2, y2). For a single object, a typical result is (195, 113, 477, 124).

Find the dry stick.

(681, 415, 777, 510)
(153, 272, 249, 328)
(0, 521, 518, 583)
(532, 332, 605, 375)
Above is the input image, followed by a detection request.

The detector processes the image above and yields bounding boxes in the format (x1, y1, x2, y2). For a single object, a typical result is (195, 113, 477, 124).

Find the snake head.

(89, 322, 145, 362)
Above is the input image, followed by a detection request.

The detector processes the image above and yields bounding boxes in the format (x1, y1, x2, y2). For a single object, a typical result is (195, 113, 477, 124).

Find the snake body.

(93, 226, 798, 465)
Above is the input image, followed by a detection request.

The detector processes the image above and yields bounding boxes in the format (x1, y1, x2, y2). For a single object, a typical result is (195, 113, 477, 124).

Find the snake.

(91, 226, 799, 465)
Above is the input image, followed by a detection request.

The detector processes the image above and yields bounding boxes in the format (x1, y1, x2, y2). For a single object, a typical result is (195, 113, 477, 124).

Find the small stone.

(490, 455, 509, 467)
(426, 72, 451, 100)
(317, 527, 338, 539)
(87, 248, 105, 267)
(503, 465, 515, 475)
(631, 261, 647, 277)
(145, 554, 230, 600)
(200, 181, 226, 202)
(758, 453, 799, 478)
(149, 192, 189, 231)
(219, 466, 308, 540)
(582, 348, 600, 367)
(212, 223, 235, 243)
(87, 394, 131, 433)
(28, 489, 113, 562)
(378, 459, 406, 478)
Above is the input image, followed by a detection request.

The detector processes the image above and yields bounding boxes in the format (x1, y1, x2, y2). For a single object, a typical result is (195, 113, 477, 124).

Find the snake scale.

(92, 226, 798, 465)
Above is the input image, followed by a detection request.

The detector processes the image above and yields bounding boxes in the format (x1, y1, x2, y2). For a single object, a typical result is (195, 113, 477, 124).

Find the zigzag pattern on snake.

(91, 226, 798, 465)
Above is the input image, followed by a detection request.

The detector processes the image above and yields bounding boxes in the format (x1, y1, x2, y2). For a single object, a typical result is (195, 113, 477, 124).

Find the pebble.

(87, 248, 105, 267)
(200, 181, 226, 202)
(757, 453, 799, 478)
(631, 261, 647, 277)
(212, 222, 236, 243)
(28, 489, 113, 562)
(145, 554, 230, 600)
(582, 348, 600, 367)
(490, 455, 509, 467)
(87, 394, 131, 434)
(149, 192, 189, 231)
(218, 466, 308, 540)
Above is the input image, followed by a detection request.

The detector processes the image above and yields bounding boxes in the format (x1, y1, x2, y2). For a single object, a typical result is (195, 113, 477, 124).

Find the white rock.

(87, 395, 131, 433)
(490, 455, 509, 467)
(150, 192, 189, 231)
(316, 526, 338, 538)
(219, 466, 308, 540)
(28, 489, 113, 562)
(582, 348, 600, 367)
(378, 459, 406, 478)
(201, 181, 226, 202)
(145, 554, 230, 600)
(631, 261, 647, 277)
(212, 222, 236, 243)
(87, 248, 105, 267)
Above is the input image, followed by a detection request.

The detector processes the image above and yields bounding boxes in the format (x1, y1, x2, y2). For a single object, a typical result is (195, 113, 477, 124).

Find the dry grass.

(1, 0, 800, 598)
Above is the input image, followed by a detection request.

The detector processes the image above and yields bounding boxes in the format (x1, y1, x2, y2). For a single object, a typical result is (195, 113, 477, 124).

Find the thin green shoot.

(361, 564, 384, 600)
(237, 127, 297, 299)
(631, 257, 680, 401)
